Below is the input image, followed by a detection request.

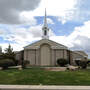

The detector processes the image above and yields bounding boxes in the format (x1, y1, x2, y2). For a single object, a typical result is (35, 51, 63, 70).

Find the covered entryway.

(40, 44, 51, 66)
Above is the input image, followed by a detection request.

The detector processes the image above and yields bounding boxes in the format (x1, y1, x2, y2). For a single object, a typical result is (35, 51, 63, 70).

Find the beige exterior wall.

(16, 40, 88, 66)
(40, 44, 51, 66)
(24, 48, 87, 66)
(63, 50, 68, 59)
(51, 49, 55, 66)
(23, 39, 70, 66)
(15, 51, 24, 65)
(24, 50, 36, 65)
(55, 49, 68, 65)
(71, 52, 87, 65)
(35, 49, 40, 66)
(24, 48, 69, 66)
(72, 52, 84, 61)
(24, 40, 71, 66)
(69, 51, 74, 65)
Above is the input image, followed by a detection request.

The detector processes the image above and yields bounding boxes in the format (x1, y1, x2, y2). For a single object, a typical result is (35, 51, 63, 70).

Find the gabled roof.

(24, 39, 68, 50)
(73, 51, 88, 57)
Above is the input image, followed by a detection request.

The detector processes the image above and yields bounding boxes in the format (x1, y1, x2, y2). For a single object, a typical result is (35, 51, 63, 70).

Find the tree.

(4, 44, 16, 65)
(4, 44, 15, 60)
(5, 44, 13, 54)
(0, 45, 16, 69)
(0, 46, 2, 54)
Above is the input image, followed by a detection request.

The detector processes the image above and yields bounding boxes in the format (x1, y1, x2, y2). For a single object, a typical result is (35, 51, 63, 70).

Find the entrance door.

(40, 44, 51, 66)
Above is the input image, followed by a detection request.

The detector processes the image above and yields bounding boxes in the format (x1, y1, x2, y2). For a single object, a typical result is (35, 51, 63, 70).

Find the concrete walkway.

(0, 85, 90, 90)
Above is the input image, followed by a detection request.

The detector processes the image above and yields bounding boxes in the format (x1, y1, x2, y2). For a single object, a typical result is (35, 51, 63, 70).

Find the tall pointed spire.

(42, 8, 49, 39)
(44, 8, 47, 27)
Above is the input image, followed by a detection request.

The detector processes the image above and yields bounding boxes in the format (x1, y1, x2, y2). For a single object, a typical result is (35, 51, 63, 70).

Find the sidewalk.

(0, 85, 90, 90)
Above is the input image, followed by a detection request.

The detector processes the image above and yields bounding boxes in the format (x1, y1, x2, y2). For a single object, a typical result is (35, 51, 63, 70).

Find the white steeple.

(42, 8, 49, 39)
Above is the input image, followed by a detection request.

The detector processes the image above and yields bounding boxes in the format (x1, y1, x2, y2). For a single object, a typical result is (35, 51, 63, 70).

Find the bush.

(0, 59, 15, 69)
(75, 60, 80, 66)
(57, 58, 68, 67)
(22, 60, 30, 68)
(80, 60, 87, 69)
(75, 60, 87, 69)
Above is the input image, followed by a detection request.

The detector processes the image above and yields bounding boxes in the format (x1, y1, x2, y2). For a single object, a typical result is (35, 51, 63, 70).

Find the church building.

(15, 10, 88, 66)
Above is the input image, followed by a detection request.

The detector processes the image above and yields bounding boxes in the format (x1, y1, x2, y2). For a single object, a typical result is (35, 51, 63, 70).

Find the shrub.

(22, 60, 30, 68)
(57, 58, 68, 67)
(14, 60, 19, 66)
(80, 60, 87, 69)
(75, 60, 87, 69)
(75, 60, 80, 66)
(0, 59, 15, 69)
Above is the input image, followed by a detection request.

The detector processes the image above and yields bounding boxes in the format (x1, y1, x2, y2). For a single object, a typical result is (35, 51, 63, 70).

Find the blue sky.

(0, 0, 90, 58)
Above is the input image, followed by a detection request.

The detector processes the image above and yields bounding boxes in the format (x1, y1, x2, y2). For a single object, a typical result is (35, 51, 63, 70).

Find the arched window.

(44, 30, 47, 35)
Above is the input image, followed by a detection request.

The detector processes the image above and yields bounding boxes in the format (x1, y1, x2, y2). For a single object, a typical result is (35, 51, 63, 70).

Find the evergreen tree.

(0, 44, 16, 69)
(0, 46, 2, 54)
(5, 44, 13, 54)
(4, 44, 15, 60)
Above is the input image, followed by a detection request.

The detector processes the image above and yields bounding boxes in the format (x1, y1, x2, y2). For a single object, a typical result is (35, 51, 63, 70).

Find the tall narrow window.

(44, 30, 47, 35)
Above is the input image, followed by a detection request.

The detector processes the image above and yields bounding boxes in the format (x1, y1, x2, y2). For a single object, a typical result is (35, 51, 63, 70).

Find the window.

(44, 30, 47, 35)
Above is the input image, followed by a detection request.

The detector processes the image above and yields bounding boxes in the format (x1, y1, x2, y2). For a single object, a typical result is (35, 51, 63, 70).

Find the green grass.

(0, 68, 90, 85)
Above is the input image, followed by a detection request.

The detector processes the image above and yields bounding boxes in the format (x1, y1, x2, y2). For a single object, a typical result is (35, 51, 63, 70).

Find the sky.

(0, 0, 90, 58)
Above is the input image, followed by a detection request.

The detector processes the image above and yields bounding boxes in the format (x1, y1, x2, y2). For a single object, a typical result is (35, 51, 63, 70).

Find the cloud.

(69, 21, 90, 58)
(0, 43, 24, 52)
(29, 25, 42, 38)
(20, 12, 37, 25)
(0, 0, 90, 58)
(70, 36, 90, 58)
(0, 24, 55, 48)
(0, 0, 90, 24)
(50, 20, 90, 58)
(67, 0, 90, 22)
(0, 29, 4, 34)
(47, 18, 54, 24)
(20, 0, 77, 24)
(57, 0, 90, 24)
(0, 0, 41, 24)
(0, 20, 90, 58)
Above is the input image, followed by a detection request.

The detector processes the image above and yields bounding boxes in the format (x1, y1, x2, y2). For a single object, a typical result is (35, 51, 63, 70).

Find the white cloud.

(0, 0, 41, 24)
(47, 18, 54, 24)
(1, 20, 90, 58)
(67, 20, 90, 43)
(0, 43, 24, 52)
(20, 12, 37, 25)
(20, 0, 77, 23)
(0, 24, 55, 51)
(50, 20, 90, 58)
(0, 0, 89, 24)
(0, 29, 4, 34)
(57, 10, 74, 24)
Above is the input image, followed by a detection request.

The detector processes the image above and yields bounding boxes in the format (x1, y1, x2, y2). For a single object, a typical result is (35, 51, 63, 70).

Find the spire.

(44, 8, 47, 27)
(42, 8, 49, 39)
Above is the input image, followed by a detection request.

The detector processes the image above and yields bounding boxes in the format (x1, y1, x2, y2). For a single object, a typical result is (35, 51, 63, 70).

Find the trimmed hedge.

(57, 58, 68, 67)
(0, 59, 15, 69)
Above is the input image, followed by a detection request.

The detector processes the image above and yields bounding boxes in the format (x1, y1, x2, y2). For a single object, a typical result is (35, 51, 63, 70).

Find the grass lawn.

(0, 68, 90, 85)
